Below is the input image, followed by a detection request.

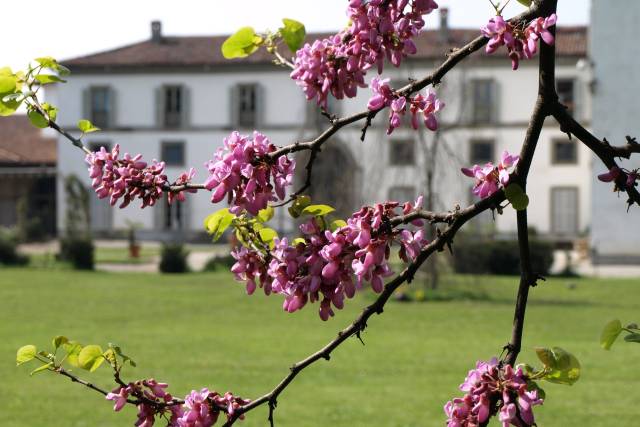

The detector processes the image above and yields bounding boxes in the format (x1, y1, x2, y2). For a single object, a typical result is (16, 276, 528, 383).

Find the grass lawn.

(0, 268, 638, 426)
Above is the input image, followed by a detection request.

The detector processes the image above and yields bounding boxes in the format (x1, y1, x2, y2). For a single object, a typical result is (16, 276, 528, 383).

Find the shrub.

(202, 254, 236, 272)
(59, 238, 95, 270)
(453, 238, 553, 276)
(0, 227, 29, 266)
(159, 243, 189, 273)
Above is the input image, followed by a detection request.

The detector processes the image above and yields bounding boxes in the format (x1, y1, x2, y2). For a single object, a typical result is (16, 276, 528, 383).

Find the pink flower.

(85, 144, 168, 208)
(291, 0, 440, 107)
(204, 131, 295, 215)
(597, 166, 622, 182)
(462, 150, 519, 198)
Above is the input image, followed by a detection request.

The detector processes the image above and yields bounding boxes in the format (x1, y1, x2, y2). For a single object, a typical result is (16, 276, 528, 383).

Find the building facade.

(0, 116, 57, 238)
(589, 0, 640, 264)
(50, 16, 591, 243)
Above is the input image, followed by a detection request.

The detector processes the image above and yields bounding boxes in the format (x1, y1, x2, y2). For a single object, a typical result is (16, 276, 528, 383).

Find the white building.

(49, 13, 591, 243)
(590, 0, 640, 265)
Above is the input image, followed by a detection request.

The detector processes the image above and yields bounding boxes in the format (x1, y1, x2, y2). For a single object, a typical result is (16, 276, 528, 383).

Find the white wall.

(590, 0, 640, 262)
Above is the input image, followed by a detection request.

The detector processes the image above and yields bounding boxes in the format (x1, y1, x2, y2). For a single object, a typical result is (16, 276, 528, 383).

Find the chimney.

(439, 8, 450, 42)
(151, 21, 163, 43)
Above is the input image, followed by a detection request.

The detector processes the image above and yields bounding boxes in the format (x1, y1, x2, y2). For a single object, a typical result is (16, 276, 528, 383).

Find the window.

(471, 79, 495, 124)
(161, 142, 185, 166)
(237, 84, 258, 127)
(557, 79, 575, 114)
(552, 139, 577, 164)
(551, 187, 579, 235)
(469, 139, 495, 164)
(388, 186, 416, 203)
(389, 139, 415, 165)
(163, 86, 183, 128)
(89, 87, 111, 129)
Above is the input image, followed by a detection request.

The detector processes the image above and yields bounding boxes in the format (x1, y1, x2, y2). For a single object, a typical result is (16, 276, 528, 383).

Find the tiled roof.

(0, 116, 57, 165)
(63, 27, 587, 70)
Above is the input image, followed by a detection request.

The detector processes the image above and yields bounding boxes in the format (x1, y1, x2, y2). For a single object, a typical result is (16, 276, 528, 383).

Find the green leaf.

(62, 341, 82, 367)
(292, 237, 306, 246)
(53, 336, 69, 351)
(535, 347, 557, 369)
(35, 57, 71, 76)
(302, 204, 335, 217)
(516, 0, 532, 6)
(204, 208, 235, 241)
(28, 110, 48, 128)
(78, 345, 105, 372)
(103, 348, 117, 365)
(288, 195, 312, 218)
(257, 206, 275, 223)
(624, 332, 640, 343)
(110, 343, 136, 367)
(16, 345, 37, 366)
(35, 74, 66, 85)
(0, 74, 16, 93)
(221, 27, 261, 59)
(78, 119, 100, 133)
(258, 227, 278, 248)
(30, 362, 54, 376)
(280, 18, 306, 53)
(504, 183, 529, 211)
(329, 219, 347, 231)
(543, 347, 581, 385)
(600, 319, 623, 350)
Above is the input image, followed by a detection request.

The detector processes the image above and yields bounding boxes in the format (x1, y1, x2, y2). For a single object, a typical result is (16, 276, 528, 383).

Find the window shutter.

(107, 87, 116, 129)
(463, 80, 474, 125)
(255, 83, 265, 128)
(155, 87, 164, 128)
(82, 88, 91, 122)
(229, 85, 239, 128)
(490, 80, 499, 124)
(181, 85, 191, 128)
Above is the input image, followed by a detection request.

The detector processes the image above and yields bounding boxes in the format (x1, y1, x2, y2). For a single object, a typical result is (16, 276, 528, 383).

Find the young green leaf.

(534, 347, 557, 369)
(222, 27, 261, 59)
(280, 18, 306, 53)
(302, 204, 335, 217)
(257, 206, 275, 223)
(504, 183, 529, 211)
(258, 227, 278, 248)
(330, 219, 347, 231)
(78, 119, 100, 133)
(288, 195, 312, 218)
(35, 74, 66, 85)
(600, 319, 623, 350)
(53, 336, 69, 351)
(78, 345, 105, 372)
(62, 341, 82, 367)
(516, 0, 532, 6)
(16, 345, 37, 366)
(30, 362, 54, 376)
(203, 208, 235, 241)
(624, 332, 640, 343)
(543, 347, 581, 385)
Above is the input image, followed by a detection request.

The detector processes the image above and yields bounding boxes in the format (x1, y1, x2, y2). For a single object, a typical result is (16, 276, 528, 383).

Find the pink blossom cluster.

(290, 0, 439, 107)
(86, 144, 168, 208)
(204, 131, 295, 215)
(168, 168, 197, 204)
(462, 150, 519, 199)
(598, 166, 639, 188)
(481, 14, 557, 70)
(106, 380, 249, 427)
(368, 77, 444, 134)
(179, 389, 250, 427)
(444, 358, 543, 427)
(231, 197, 427, 320)
(106, 379, 181, 427)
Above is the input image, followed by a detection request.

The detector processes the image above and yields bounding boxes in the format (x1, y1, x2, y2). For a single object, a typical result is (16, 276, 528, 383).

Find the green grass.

(0, 269, 638, 426)
(94, 246, 160, 264)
